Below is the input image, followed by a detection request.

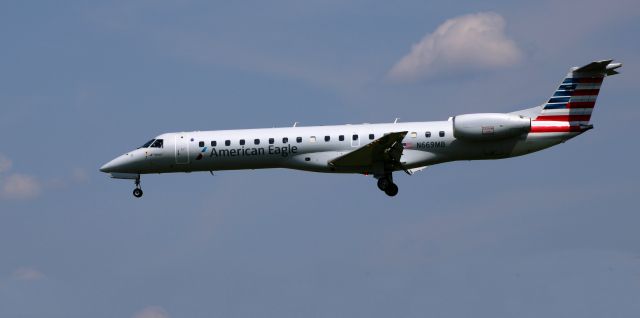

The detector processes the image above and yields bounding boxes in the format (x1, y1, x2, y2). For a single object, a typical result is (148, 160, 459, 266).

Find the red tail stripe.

(566, 102, 595, 108)
(571, 89, 600, 96)
(535, 115, 591, 121)
(531, 126, 584, 133)
(574, 77, 604, 83)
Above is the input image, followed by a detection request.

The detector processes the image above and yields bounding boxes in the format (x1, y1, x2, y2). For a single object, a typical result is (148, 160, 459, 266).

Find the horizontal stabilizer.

(574, 59, 613, 73)
(606, 63, 622, 76)
(573, 59, 622, 76)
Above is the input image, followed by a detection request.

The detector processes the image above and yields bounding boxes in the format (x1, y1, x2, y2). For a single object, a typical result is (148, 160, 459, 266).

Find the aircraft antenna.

(394, 118, 400, 123)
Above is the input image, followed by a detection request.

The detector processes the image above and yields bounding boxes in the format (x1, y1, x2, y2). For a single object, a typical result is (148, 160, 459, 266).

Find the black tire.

(377, 177, 390, 191)
(133, 188, 143, 198)
(384, 183, 399, 197)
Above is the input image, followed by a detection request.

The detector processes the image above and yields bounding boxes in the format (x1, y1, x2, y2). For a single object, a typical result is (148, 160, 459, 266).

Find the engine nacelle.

(453, 113, 531, 141)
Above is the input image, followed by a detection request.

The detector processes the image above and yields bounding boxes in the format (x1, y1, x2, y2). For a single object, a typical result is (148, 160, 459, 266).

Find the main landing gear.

(133, 176, 143, 198)
(377, 175, 399, 197)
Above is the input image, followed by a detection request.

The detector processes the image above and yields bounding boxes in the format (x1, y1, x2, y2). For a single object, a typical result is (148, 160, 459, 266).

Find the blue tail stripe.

(558, 84, 576, 90)
(548, 97, 571, 103)
(553, 91, 572, 97)
(544, 103, 568, 109)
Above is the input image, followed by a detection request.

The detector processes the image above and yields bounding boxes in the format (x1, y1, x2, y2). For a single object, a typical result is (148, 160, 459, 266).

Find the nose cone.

(99, 159, 116, 173)
(100, 157, 121, 173)
(100, 154, 135, 173)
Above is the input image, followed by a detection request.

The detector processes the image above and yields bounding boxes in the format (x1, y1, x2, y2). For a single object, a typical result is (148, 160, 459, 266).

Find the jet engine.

(453, 113, 531, 141)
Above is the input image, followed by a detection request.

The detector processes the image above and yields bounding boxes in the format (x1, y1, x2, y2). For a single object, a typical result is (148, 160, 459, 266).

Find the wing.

(329, 131, 408, 168)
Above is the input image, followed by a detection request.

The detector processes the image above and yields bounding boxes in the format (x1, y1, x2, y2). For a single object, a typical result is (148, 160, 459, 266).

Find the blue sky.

(1, 0, 639, 317)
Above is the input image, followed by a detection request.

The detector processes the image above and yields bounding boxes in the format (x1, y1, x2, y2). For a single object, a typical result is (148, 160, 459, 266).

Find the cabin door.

(175, 135, 190, 164)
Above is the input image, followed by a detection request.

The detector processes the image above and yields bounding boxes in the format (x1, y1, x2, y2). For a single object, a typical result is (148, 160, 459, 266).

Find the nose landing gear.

(376, 174, 399, 197)
(133, 177, 143, 198)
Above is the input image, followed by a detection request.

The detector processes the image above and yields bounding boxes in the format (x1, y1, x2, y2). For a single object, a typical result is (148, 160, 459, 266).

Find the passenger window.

(369, 134, 374, 140)
(410, 132, 417, 138)
(439, 131, 445, 137)
(283, 137, 288, 144)
(352, 134, 358, 141)
(325, 136, 330, 142)
(425, 131, 431, 138)
(254, 139, 260, 145)
(296, 137, 302, 143)
(225, 140, 231, 146)
(199, 141, 204, 147)
(309, 136, 316, 142)
(240, 139, 245, 145)
(339, 135, 344, 141)
(150, 139, 163, 148)
(269, 138, 274, 144)
(211, 141, 217, 147)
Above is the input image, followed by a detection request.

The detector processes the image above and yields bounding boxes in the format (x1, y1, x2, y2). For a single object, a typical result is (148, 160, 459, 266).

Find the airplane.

(100, 60, 621, 198)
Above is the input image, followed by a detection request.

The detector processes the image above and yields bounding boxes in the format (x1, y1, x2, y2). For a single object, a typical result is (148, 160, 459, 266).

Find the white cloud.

(132, 306, 170, 318)
(1, 173, 41, 200)
(11, 267, 44, 281)
(0, 154, 12, 173)
(389, 12, 523, 81)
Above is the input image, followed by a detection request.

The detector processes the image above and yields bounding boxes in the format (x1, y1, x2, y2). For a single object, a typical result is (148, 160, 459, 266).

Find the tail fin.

(531, 59, 621, 133)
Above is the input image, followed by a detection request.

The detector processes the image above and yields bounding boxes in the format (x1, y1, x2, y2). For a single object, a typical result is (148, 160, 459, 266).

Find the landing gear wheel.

(377, 177, 391, 191)
(384, 183, 399, 197)
(132, 176, 143, 198)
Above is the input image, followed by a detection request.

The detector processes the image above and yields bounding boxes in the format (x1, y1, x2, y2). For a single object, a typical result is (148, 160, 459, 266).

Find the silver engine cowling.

(453, 113, 531, 141)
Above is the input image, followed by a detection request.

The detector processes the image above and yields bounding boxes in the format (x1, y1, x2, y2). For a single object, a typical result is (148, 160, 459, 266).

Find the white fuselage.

(100, 119, 577, 177)
(99, 59, 619, 197)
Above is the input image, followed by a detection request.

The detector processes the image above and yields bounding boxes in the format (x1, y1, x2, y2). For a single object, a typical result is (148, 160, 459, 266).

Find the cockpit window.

(138, 139, 164, 149)
(139, 139, 155, 149)
(150, 139, 163, 148)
